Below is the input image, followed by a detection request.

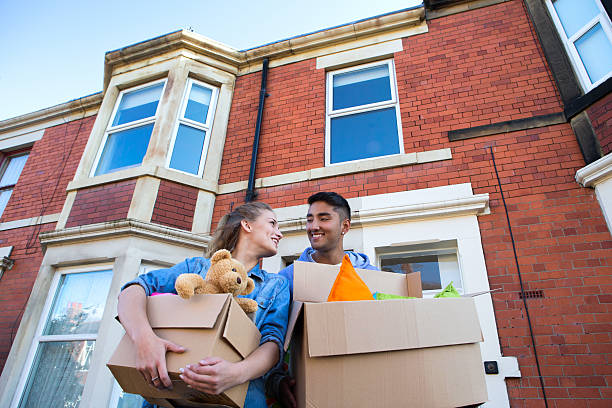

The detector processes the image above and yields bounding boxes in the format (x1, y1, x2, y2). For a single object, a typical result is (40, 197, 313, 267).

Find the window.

(547, 0, 612, 90)
(93, 80, 166, 176)
(379, 244, 463, 298)
(108, 383, 144, 408)
(167, 79, 218, 176)
(12, 268, 113, 408)
(0, 153, 29, 217)
(326, 60, 403, 165)
(108, 262, 168, 408)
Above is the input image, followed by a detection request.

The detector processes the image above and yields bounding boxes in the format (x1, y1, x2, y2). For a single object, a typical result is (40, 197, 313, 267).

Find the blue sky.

(0, 0, 421, 121)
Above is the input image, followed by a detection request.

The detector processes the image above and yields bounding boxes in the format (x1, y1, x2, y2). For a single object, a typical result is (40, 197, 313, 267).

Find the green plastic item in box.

(434, 282, 461, 298)
(372, 292, 416, 300)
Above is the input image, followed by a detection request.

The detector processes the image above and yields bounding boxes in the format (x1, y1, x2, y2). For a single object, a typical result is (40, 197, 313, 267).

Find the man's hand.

(279, 376, 296, 408)
(135, 332, 185, 389)
(179, 357, 245, 395)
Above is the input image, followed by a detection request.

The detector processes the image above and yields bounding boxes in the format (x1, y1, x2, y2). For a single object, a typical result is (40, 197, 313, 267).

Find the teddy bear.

(175, 249, 259, 314)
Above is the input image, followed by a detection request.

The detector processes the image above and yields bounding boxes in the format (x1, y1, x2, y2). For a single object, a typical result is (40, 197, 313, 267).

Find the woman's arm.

(180, 274, 291, 395)
(117, 283, 185, 389)
(179, 341, 278, 394)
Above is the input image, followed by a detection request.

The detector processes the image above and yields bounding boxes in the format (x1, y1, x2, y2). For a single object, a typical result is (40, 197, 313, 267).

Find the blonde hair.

(206, 201, 274, 257)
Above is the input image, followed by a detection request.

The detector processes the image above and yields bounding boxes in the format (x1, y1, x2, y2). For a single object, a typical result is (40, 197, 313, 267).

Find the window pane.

(18, 340, 95, 408)
(381, 255, 442, 290)
(575, 23, 612, 84)
(0, 154, 29, 187)
(112, 83, 164, 127)
(95, 124, 154, 176)
(330, 108, 399, 163)
(0, 189, 12, 217)
(44, 270, 112, 335)
(115, 384, 145, 408)
(380, 252, 462, 292)
(553, 0, 599, 38)
(184, 84, 213, 124)
(169, 124, 206, 175)
(333, 65, 392, 110)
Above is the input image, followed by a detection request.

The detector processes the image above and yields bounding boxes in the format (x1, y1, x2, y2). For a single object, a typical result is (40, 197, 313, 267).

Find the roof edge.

(0, 92, 103, 134)
(103, 5, 425, 87)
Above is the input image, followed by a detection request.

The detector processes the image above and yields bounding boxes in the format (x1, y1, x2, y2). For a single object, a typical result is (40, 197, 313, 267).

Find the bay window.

(167, 79, 219, 176)
(92, 81, 166, 176)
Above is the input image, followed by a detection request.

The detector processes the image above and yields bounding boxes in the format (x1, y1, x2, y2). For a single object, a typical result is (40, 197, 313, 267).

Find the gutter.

(245, 58, 269, 202)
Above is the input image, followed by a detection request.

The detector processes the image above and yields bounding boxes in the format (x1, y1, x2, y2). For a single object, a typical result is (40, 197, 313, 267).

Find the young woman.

(117, 202, 290, 408)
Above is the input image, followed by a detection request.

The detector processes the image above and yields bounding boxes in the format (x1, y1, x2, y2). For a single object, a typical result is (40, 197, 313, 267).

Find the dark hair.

(307, 192, 351, 221)
(206, 201, 273, 257)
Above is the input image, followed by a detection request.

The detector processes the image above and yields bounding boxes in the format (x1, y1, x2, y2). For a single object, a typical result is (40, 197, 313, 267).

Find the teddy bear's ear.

(241, 277, 255, 295)
(211, 249, 231, 264)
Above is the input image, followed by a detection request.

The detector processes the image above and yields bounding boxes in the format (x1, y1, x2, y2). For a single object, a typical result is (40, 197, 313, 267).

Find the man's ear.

(240, 219, 252, 233)
(341, 218, 350, 235)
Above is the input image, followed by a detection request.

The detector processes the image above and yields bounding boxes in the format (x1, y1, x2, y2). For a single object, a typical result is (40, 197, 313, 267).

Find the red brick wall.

(215, 120, 612, 406)
(219, 59, 326, 184)
(218, 0, 562, 186)
(150, 180, 198, 231)
(587, 93, 612, 156)
(212, 2, 612, 404)
(398, 0, 562, 152)
(65, 180, 136, 228)
(1, 116, 94, 223)
(0, 223, 55, 372)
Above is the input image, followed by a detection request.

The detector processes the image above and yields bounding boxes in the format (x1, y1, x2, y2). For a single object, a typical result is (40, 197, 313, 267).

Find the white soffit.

(576, 153, 612, 187)
(0, 129, 44, 151)
(0, 246, 13, 258)
(276, 183, 490, 233)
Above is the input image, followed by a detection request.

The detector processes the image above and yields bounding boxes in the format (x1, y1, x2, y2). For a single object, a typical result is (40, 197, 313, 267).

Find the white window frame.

(378, 242, 465, 298)
(0, 152, 29, 217)
(90, 79, 167, 177)
(107, 261, 170, 408)
(325, 59, 404, 166)
(11, 263, 114, 408)
(165, 78, 219, 177)
(546, 0, 612, 91)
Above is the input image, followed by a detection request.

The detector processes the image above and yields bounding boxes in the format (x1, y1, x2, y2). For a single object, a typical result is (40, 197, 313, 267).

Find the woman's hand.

(118, 285, 185, 390)
(134, 332, 186, 389)
(179, 357, 246, 395)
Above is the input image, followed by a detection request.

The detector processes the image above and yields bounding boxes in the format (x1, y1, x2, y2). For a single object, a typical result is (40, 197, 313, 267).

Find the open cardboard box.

(285, 261, 488, 408)
(108, 293, 261, 408)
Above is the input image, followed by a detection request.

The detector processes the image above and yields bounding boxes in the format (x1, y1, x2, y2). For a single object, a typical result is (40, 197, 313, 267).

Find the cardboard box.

(108, 293, 261, 408)
(286, 261, 488, 408)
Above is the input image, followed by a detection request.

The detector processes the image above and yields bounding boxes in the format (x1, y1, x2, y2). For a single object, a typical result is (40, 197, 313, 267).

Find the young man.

(267, 192, 378, 407)
(279, 191, 378, 295)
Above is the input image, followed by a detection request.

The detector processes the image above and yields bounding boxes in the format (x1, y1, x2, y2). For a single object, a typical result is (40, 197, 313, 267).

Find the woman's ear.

(240, 219, 252, 233)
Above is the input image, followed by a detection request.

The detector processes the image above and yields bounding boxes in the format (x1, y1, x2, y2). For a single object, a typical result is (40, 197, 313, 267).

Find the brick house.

(0, 0, 610, 406)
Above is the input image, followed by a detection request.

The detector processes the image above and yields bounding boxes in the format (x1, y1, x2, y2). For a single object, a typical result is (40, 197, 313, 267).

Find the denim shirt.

(122, 257, 290, 408)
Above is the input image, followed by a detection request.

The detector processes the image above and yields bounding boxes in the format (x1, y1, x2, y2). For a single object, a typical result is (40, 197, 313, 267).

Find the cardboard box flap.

(222, 298, 262, 358)
(293, 261, 415, 302)
(283, 301, 303, 351)
(147, 294, 231, 328)
(305, 298, 482, 357)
